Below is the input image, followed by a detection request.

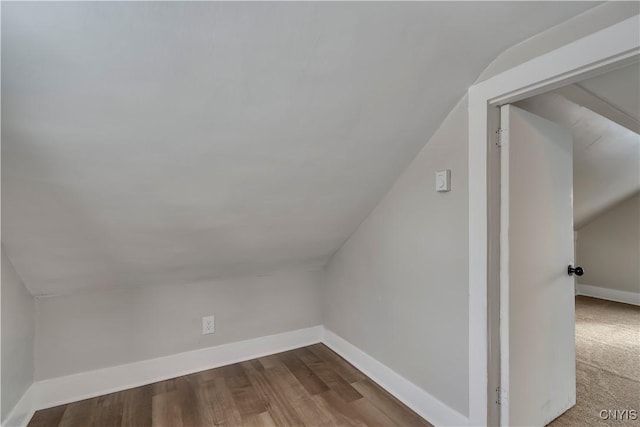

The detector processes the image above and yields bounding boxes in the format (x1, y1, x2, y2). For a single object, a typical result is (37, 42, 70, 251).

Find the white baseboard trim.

(3, 384, 36, 427)
(5, 326, 467, 427)
(8, 325, 323, 426)
(322, 329, 469, 427)
(576, 283, 640, 306)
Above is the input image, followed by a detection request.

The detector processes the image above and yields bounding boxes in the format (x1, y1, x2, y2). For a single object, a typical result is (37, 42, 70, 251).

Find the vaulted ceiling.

(579, 63, 640, 122)
(2, 2, 598, 295)
(516, 65, 639, 229)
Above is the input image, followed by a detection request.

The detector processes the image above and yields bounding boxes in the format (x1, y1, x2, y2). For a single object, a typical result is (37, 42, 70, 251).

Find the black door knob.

(568, 265, 584, 276)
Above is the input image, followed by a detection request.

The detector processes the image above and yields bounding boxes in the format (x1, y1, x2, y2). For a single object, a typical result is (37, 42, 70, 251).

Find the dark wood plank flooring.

(28, 344, 432, 427)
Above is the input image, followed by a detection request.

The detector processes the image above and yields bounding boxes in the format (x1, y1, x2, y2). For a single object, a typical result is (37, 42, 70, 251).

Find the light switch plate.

(436, 169, 451, 192)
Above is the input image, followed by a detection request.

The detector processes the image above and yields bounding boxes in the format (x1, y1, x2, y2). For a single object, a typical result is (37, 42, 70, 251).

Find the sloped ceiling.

(2, 2, 598, 296)
(516, 90, 639, 228)
(578, 63, 640, 121)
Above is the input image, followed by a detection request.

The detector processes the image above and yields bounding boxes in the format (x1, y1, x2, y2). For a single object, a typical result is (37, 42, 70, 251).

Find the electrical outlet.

(202, 315, 215, 335)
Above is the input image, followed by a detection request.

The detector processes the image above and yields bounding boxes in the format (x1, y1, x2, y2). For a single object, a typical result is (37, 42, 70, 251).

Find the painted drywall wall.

(1, 247, 35, 423)
(35, 269, 321, 380)
(576, 193, 640, 294)
(323, 96, 470, 414)
(321, 2, 639, 419)
(4, 0, 636, 417)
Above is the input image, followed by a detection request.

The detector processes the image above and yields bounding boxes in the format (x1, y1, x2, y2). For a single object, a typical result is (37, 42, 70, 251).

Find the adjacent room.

(2, 2, 639, 427)
(511, 63, 639, 426)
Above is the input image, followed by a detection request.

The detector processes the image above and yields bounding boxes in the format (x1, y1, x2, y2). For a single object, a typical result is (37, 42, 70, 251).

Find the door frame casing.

(467, 15, 640, 426)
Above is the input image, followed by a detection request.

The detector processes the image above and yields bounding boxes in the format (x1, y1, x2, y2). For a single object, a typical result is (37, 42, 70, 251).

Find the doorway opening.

(466, 15, 640, 427)
(500, 62, 639, 426)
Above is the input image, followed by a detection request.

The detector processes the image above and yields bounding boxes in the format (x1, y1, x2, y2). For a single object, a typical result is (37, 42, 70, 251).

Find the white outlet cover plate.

(202, 315, 215, 334)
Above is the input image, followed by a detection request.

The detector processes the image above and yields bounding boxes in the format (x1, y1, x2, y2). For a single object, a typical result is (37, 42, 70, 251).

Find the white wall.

(323, 96, 470, 414)
(4, 2, 638, 421)
(576, 193, 639, 294)
(35, 269, 322, 380)
(1, 247, 35, 423)
(321, 2, 640, 419)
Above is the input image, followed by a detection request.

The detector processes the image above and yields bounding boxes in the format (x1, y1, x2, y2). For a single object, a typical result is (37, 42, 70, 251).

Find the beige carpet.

(549, 296, 640, 426)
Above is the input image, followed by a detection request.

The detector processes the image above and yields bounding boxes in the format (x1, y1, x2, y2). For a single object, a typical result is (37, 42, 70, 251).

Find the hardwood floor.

(28, 344, 432, 427)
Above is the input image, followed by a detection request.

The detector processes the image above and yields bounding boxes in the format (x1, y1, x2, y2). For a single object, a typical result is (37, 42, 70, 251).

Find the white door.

(500, 105, 576, 426)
